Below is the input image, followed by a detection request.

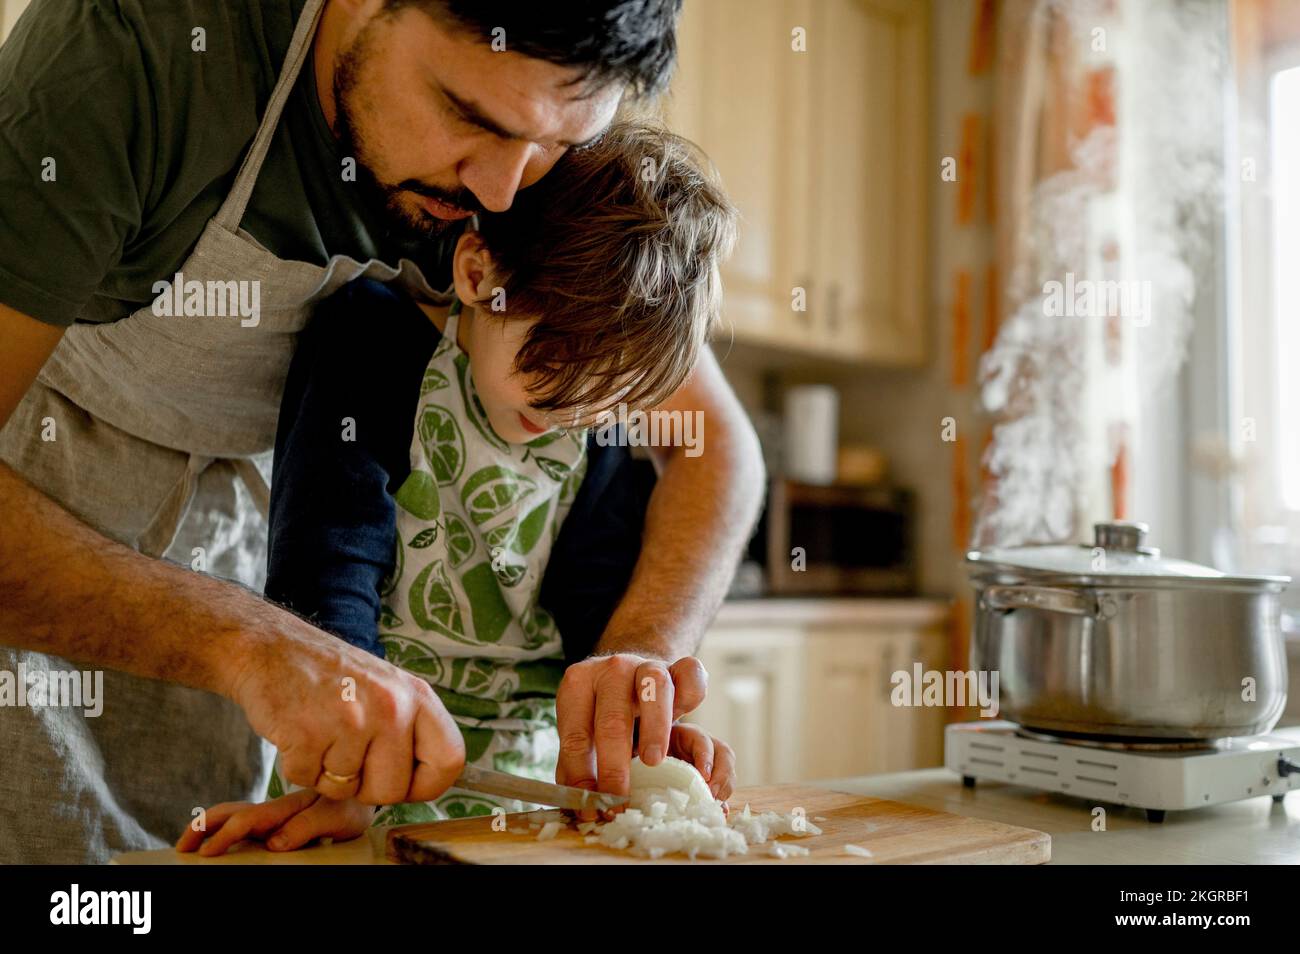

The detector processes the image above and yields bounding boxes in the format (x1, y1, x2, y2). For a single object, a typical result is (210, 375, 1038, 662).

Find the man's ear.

(451, 231, 496, 306)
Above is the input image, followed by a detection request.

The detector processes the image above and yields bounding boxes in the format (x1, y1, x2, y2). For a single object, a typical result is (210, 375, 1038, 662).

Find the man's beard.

(331, 31, 484, 244)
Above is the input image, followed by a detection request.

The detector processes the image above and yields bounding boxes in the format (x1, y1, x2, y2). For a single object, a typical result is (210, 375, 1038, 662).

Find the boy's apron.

(367, 302, 587, 825)
(0, 0, 449, 863)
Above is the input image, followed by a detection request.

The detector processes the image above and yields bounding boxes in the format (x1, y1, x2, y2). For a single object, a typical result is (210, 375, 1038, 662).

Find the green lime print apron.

(376, 300, 586, 823)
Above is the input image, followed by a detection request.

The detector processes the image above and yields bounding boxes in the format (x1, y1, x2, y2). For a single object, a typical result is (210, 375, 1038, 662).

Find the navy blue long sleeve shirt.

(265, 278, 656, 664)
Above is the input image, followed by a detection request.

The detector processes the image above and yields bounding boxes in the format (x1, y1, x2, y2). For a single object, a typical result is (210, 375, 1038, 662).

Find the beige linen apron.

(0, 0, 448, 863)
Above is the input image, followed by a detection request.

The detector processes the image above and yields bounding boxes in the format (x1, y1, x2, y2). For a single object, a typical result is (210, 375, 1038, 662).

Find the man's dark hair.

(386, 0, 682, 96)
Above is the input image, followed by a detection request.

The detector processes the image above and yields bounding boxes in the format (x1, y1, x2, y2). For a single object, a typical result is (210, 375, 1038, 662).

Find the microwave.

(748, 479, 916, 596)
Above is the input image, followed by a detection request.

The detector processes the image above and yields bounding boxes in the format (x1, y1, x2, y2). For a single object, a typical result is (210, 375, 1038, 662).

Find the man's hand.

(663, 721, 736, 803)
(557, 653, 727, 813)
(227, 625, 466, 805)
(1, 447, 465, 807)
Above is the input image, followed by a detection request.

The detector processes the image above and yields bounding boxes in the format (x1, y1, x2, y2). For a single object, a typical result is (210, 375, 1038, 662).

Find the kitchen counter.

(714, 596, 951, 628)
(113, 764, 1300, 865)
(831, 769, 1300, 864)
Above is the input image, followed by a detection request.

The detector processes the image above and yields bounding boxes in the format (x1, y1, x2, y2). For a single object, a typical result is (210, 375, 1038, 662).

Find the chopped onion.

(766, 841, 810, 859)
(842, 844, 873, 858)
(584, 756, 819, 861)
(537, 821, 563, 841)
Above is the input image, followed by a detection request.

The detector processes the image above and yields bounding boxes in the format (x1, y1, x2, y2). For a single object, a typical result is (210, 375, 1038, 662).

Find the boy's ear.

(451, 231, 495, 307)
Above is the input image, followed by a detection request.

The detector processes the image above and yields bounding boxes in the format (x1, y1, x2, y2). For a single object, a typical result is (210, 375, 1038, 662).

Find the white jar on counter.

(782, 384, 839, 485)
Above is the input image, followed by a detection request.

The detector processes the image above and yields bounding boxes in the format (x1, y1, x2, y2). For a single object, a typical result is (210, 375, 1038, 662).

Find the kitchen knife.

(453, 765, 629, 812)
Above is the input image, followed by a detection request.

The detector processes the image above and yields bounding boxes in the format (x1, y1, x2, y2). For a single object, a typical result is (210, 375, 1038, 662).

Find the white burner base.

(944, 720, 1300, 820)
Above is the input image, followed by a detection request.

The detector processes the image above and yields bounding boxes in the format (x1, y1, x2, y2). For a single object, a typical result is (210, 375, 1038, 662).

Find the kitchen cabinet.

(801, 622, 948, 779)
(663, 0, 930, 365)
(686, 599, 951, 785)
(682, 627, 806, 788)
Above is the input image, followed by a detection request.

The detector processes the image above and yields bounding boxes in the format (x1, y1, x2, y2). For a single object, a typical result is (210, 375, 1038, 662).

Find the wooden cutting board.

(387, 783, 1051, 864)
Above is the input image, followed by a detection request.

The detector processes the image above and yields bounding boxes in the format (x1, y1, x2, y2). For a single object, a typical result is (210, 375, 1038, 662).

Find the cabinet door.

(910, 626, 951, 767)
(665, 0, 816, 352)
(801, 628, 902, 779)
(871, 626, 951, 770)
(803, 625, 952, 778)
(809, 0, 929, 364)
(686, 627, 805, 787)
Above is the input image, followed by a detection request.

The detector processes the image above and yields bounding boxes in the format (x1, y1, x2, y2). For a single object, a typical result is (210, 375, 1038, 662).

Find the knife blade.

(453, 765, 629, 812)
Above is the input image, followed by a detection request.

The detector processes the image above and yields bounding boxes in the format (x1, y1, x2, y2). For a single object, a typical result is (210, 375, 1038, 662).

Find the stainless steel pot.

(967, 522, 1291, 740)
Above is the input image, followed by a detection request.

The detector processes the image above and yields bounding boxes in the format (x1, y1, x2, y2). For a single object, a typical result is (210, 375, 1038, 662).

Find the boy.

(177, 122, 739, 854)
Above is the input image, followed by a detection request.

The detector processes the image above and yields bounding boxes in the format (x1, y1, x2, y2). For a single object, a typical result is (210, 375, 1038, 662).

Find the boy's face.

(327, 1, 623, 242)
(459, 310, 557, 445)
(462, 314, 630, 445)
(449, 231, 566, 444)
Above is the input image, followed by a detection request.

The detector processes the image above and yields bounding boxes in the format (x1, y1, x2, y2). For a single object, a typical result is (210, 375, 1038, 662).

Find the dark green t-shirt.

(0, 0, 454, 328)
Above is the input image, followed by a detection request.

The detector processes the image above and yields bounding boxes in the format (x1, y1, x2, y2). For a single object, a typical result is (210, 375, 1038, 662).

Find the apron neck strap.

(214, 0, 328, 233)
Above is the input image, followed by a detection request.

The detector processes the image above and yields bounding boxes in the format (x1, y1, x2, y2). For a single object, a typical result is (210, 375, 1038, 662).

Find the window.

(1268, 65, 1300, 510)
(1228, 2, 1300, 612)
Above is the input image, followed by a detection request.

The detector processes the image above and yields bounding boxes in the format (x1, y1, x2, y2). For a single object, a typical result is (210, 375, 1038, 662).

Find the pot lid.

(967, 521, 1290, 586)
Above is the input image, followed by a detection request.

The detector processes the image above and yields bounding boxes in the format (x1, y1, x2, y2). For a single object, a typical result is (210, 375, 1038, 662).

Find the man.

(0, 0, 763, 863)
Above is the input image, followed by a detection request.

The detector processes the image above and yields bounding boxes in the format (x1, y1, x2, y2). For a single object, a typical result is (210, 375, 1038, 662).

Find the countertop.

(113, 765, 1300, 865)
(713, 596, 951, 628)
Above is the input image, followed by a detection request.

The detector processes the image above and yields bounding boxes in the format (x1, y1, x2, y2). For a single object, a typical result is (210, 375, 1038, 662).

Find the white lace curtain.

(975, 0, 1230, 550)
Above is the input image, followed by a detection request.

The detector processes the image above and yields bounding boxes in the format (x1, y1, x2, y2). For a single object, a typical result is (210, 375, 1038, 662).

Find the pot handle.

(982, 584, 1116, 619)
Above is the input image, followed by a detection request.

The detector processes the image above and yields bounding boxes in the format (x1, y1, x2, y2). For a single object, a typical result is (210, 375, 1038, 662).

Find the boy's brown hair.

(473, 121, 737, 420)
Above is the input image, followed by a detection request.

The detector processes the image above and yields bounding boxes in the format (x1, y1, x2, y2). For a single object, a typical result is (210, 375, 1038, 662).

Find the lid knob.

(1094, 521, 1149, 552)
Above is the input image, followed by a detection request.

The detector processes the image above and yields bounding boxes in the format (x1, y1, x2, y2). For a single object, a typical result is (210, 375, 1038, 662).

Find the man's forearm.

(0, 460, 279, 696)
(593, 377, 765, 661)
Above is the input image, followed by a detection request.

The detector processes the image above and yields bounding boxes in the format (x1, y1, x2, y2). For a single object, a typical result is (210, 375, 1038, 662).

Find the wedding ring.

(321, 769, 361, 786)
